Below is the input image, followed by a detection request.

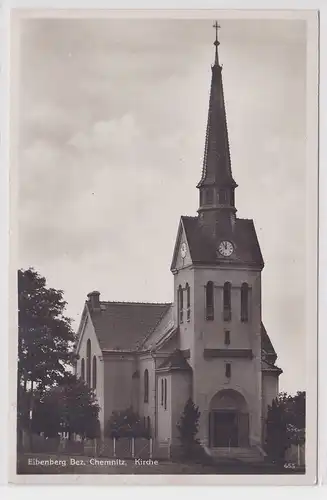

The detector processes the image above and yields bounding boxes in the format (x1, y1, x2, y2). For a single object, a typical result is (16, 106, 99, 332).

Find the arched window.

(241, 283, 249, 322)
(81, 358, 85, 381)
(161, 378, 164, 406)
(86, 339, 91, 386)
(147, 416, 151, 435)
(206, 281, 214, 320)
(205, 188, 213, 205)
(218, 189, 228, 204)
(164, 378, 167, 410)
(92, 355, 97, 390)
(224, 330, 230, 345)
(186, 283, 191, 321)
(178, 285, 183, 324)
(223, 282, 232, 321)
(144, 369, 149, 403)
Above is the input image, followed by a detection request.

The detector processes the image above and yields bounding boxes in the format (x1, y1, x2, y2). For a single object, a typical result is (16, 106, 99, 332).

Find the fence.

(19, 432, 172, 460)
(20, 433, 85, 455)
(100, 437, 152, 459)
(285, 444, 305, 466)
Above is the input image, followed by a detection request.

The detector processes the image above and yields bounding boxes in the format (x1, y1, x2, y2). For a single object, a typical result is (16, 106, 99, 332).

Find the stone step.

(209, 447, 264, 463)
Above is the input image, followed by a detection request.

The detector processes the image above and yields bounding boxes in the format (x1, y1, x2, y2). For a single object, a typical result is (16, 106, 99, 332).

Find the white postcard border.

(2, 1, 321, 488)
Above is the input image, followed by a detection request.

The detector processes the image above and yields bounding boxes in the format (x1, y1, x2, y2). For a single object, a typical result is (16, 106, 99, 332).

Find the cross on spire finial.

(213, 21, 220, 41)
(213, 21, 221, 65)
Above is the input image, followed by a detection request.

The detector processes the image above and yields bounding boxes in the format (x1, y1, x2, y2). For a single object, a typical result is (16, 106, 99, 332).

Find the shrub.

(105, 407, 149, 438)
(177, 398, 201, 460)
(265, 399, 290, 463)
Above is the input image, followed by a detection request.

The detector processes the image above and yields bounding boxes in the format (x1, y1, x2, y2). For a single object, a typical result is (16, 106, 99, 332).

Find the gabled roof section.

(75, 303, 91, 355)
(260, 322, 282, 375)
(154, 326, 179, 351)
(141, 304, 174, 350)
(76, 303, 88, 339)
(88, 300, 171, 351)
(262, 359, 283, 375)
(180, 215, 264, 268)
(261, 322, 277, 364)
(157, 349, 192, 372)
(170, 218, 186, 271)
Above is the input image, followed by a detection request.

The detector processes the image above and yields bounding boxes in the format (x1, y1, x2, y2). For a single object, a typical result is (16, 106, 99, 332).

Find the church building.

(75, 27, 282, 459)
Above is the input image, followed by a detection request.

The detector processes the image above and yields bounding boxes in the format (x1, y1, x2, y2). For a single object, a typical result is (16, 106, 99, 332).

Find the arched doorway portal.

(209, 389, 249, 448)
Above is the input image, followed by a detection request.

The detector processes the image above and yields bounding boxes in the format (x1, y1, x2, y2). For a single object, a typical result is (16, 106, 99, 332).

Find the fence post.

(149, 438, 153, 459)
(113, 437, 116, 458)
(131, 437, 135, 458)
(297, 444, 300, 466)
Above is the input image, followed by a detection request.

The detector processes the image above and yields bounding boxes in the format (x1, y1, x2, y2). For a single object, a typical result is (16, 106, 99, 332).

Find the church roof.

(262, 359, 283, 375)
(157, 349, 192, 372)
(154, 326, 179, 351)
(178, 215, 264, 268)
(84, 302, 278, 372)
(88, 301, 171, 351)
(261, 322, 277, 363)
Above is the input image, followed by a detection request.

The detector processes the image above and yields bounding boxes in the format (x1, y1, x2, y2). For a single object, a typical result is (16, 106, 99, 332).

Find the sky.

(16, 17, 307, 394)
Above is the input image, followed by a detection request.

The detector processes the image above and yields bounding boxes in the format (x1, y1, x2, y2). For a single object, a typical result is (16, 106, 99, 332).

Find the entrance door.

(213, 411, 238, 447)
(238, 412, 249, 447)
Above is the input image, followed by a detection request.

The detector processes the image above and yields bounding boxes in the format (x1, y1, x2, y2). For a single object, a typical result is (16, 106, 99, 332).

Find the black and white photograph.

(9, 9, 318, 485)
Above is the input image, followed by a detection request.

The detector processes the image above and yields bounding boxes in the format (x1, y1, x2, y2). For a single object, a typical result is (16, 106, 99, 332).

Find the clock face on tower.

(180, 242, 187, 259)
(218, 240, 234, 257)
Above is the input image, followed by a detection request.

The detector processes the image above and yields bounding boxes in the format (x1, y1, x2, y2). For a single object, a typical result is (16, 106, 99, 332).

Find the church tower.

(197, 22, 238, 236)
(170, 24, 269, 452)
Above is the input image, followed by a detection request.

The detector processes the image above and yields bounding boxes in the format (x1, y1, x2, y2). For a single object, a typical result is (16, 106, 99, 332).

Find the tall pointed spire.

(213, 21, 220, 66)
(197, 23, 237, 232)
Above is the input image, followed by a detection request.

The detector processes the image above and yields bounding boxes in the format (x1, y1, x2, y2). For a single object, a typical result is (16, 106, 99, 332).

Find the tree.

(18, 268, 76, 393)
(177, 398, 201, 458)
(59, 374, 100, 439)
(31, 388, 62, 438)
(265, 399, 290, 463)
(17, 384, 34, 450)
(265, 391, 306, 462)
(105, 407, 149, 439)
(32, 374, 100, 440)
(17, 267, 77, 449)
(278, 391, 305, 444)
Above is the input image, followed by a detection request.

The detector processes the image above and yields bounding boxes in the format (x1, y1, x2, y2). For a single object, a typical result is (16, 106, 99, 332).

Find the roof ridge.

(237, 217, 254, 222)
(158, 348, 192, 371)
(139, 304, 173, 349)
